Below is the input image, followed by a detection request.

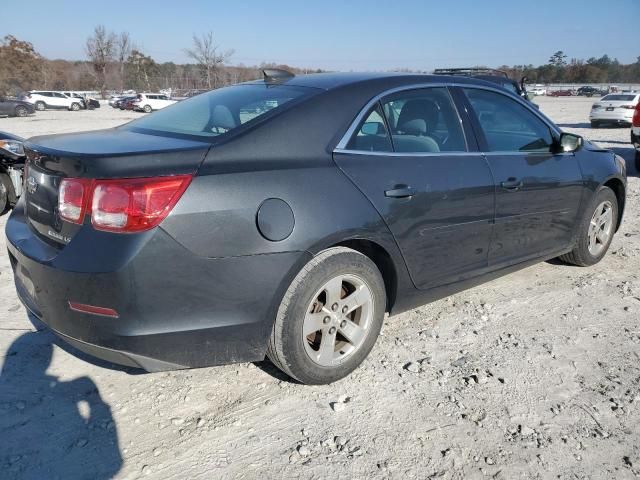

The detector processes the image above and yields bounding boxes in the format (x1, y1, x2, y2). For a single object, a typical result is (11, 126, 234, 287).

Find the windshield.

(602, 94, 636, 102)
(125, 84, 316, 138)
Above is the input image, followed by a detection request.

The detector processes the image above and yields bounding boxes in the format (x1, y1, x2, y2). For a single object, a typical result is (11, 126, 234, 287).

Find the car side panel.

(162, 162, 400, 259)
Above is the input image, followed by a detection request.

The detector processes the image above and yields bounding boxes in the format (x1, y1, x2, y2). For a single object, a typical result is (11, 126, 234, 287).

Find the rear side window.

(126, 84, 315, 138)
(602, 94, 636, 102)
(382, 87, 467, 153)
(347, 105, 392, 152)
(464, 88, 553, 152)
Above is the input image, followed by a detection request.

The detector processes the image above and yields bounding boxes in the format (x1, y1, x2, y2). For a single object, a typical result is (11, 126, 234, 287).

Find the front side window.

(126, 84, 316, 138)
(381, 87, 467, 153)
(464, 88, 553, 152)
(346, 105, 392, 152)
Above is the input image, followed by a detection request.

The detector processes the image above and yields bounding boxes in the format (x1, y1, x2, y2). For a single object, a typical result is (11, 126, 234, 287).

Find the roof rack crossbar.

(433, 68, 509, 78)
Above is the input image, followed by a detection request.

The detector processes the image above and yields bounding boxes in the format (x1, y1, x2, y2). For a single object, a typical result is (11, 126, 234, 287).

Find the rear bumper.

(6, 203, 309, 371)
(589, 111, 633, 124)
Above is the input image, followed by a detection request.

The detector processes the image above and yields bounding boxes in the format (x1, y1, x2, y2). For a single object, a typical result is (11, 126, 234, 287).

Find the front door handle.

(385, 185, 416, 198)
(500, 178, 524, 191)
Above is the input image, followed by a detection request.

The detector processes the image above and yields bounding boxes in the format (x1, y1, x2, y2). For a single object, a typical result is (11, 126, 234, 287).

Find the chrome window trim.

(334, 82, 562, 154)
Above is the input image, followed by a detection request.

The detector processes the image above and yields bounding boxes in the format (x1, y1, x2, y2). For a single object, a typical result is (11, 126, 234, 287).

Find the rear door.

(334, 86, 495, 289)
(460, 87, 584, 266)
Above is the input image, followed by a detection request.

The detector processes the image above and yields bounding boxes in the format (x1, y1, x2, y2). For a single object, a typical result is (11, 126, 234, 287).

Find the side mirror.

(557, 132, 582, 153)
(361, 122, 384, 136)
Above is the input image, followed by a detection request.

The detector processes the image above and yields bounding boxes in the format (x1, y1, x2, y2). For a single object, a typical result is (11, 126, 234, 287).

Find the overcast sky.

(2, 0, 638, 70)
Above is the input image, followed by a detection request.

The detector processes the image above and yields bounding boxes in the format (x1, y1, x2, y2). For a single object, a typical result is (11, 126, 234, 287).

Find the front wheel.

(560, 187, 618, 267)
(143, 105, 152, 113)
(70, 102, 80, 111)
(14, 106, 28, 117)
(35, 101, 45, 111)
(267, 247, 386, 384)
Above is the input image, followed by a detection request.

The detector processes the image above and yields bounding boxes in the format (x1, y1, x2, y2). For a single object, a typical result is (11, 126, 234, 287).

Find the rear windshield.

(602, 94, 637, 101)
(125, 84, 315, 138)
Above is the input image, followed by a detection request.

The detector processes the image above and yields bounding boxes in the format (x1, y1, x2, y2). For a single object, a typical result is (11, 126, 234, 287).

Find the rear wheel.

(70, 102, 80, 111)
(143, 105, 152, 113)
(35, 101, 45, 111)
(0, 174, 12, 215)
(560, 187, 618, 267)
(14, 106, 27, 117)
(267, 247, 386, 384)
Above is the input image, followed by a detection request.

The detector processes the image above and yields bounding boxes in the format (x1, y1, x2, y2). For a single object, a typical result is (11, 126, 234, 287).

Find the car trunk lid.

(22, 128, 211, 247)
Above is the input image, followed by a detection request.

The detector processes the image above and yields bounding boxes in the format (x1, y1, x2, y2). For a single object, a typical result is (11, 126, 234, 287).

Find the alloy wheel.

(302, 274, 374, 367)
(588, 200, 614, 256)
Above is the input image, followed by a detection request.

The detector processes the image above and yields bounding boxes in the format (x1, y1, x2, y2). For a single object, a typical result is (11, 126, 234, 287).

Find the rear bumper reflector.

(68, 301, 120, 318)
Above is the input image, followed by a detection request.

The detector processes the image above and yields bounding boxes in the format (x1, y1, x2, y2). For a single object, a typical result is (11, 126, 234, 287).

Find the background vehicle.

(63, 92, 100, 109)
(132, 93, 177, 112)
(530, 87, 547, 96)
(0, 96, 35, 117)
(577, 86, 606, 97)
(24, 91, 83, 111)
(632, 102, 640, 169)
(590, 93, 640, 127)
(5, 72, 626, 385)
(0, 131, 25, 214)
(547, 89, 575, 97)
(433, 68, 531, 101)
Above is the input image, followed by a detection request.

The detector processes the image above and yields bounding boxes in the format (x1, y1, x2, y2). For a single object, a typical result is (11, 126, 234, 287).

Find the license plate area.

(606, 107, 615, 111)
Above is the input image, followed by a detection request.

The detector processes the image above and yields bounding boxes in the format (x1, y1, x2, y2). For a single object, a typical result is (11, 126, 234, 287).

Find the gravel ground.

(1, 97, 639, 480)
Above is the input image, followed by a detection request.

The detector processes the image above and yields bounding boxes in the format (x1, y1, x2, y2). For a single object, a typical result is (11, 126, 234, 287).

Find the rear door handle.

(500, 178, 523, 191)
(385, 185, 416, 198)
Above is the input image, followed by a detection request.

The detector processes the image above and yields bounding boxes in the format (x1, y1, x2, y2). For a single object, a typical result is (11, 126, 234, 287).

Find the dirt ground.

(1, 97, 639, 480)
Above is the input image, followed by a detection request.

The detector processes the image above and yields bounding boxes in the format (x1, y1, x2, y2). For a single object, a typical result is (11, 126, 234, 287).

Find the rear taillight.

(58, 175, 192, 233)
(620, 105, 635, 110)
(59, 178, 92, 224)
(633, 104, 640, 127)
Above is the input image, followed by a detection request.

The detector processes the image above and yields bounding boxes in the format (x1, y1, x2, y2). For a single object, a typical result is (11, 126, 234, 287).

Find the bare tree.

(116, 31, 132, 91)
(85, 25, 116, 96)
(184, 32, 233, 89)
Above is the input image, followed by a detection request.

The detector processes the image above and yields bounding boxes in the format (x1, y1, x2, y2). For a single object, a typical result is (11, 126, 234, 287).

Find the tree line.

(1, 32, 639, 98)
(498, 50, 640, 85)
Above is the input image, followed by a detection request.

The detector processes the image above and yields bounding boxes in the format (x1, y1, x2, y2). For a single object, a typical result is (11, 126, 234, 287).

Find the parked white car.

(590, 93, 640, 128)
(132, 93, 176, 113)
(530, 87, 547, 96)
(24, 91, 83, 111)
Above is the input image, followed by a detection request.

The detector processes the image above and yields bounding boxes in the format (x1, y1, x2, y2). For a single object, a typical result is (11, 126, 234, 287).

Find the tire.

(14, 106, 28, 117)
(143, 105, 152, 113)
(35, 101, 45, 111)
(559, 187, 618, 267)
(0, 173, 12, 215)
(70, 102, 80, 111)
(267, 247, 386, 385)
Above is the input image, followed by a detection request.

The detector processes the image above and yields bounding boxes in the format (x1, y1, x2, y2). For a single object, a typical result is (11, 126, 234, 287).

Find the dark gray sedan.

(5, 72, 626, 384)
(0, 96, 35, 117)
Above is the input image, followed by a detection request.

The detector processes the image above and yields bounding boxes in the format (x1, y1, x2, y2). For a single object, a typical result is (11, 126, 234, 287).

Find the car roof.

(244, 71, 506, 91)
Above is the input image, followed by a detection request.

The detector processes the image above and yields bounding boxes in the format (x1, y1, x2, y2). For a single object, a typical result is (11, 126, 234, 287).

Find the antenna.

(262, 69, 295, 83)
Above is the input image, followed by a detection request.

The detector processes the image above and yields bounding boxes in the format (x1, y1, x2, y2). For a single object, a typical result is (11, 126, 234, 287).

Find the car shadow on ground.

(0, 329, 123, 479)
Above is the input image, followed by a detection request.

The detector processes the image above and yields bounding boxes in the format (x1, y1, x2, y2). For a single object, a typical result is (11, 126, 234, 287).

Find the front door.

(334, 87, 495, 290)
(461, 87, 584, 266)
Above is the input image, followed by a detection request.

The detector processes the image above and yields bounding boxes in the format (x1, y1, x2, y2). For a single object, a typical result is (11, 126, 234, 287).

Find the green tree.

(548, 51, 567, 67)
